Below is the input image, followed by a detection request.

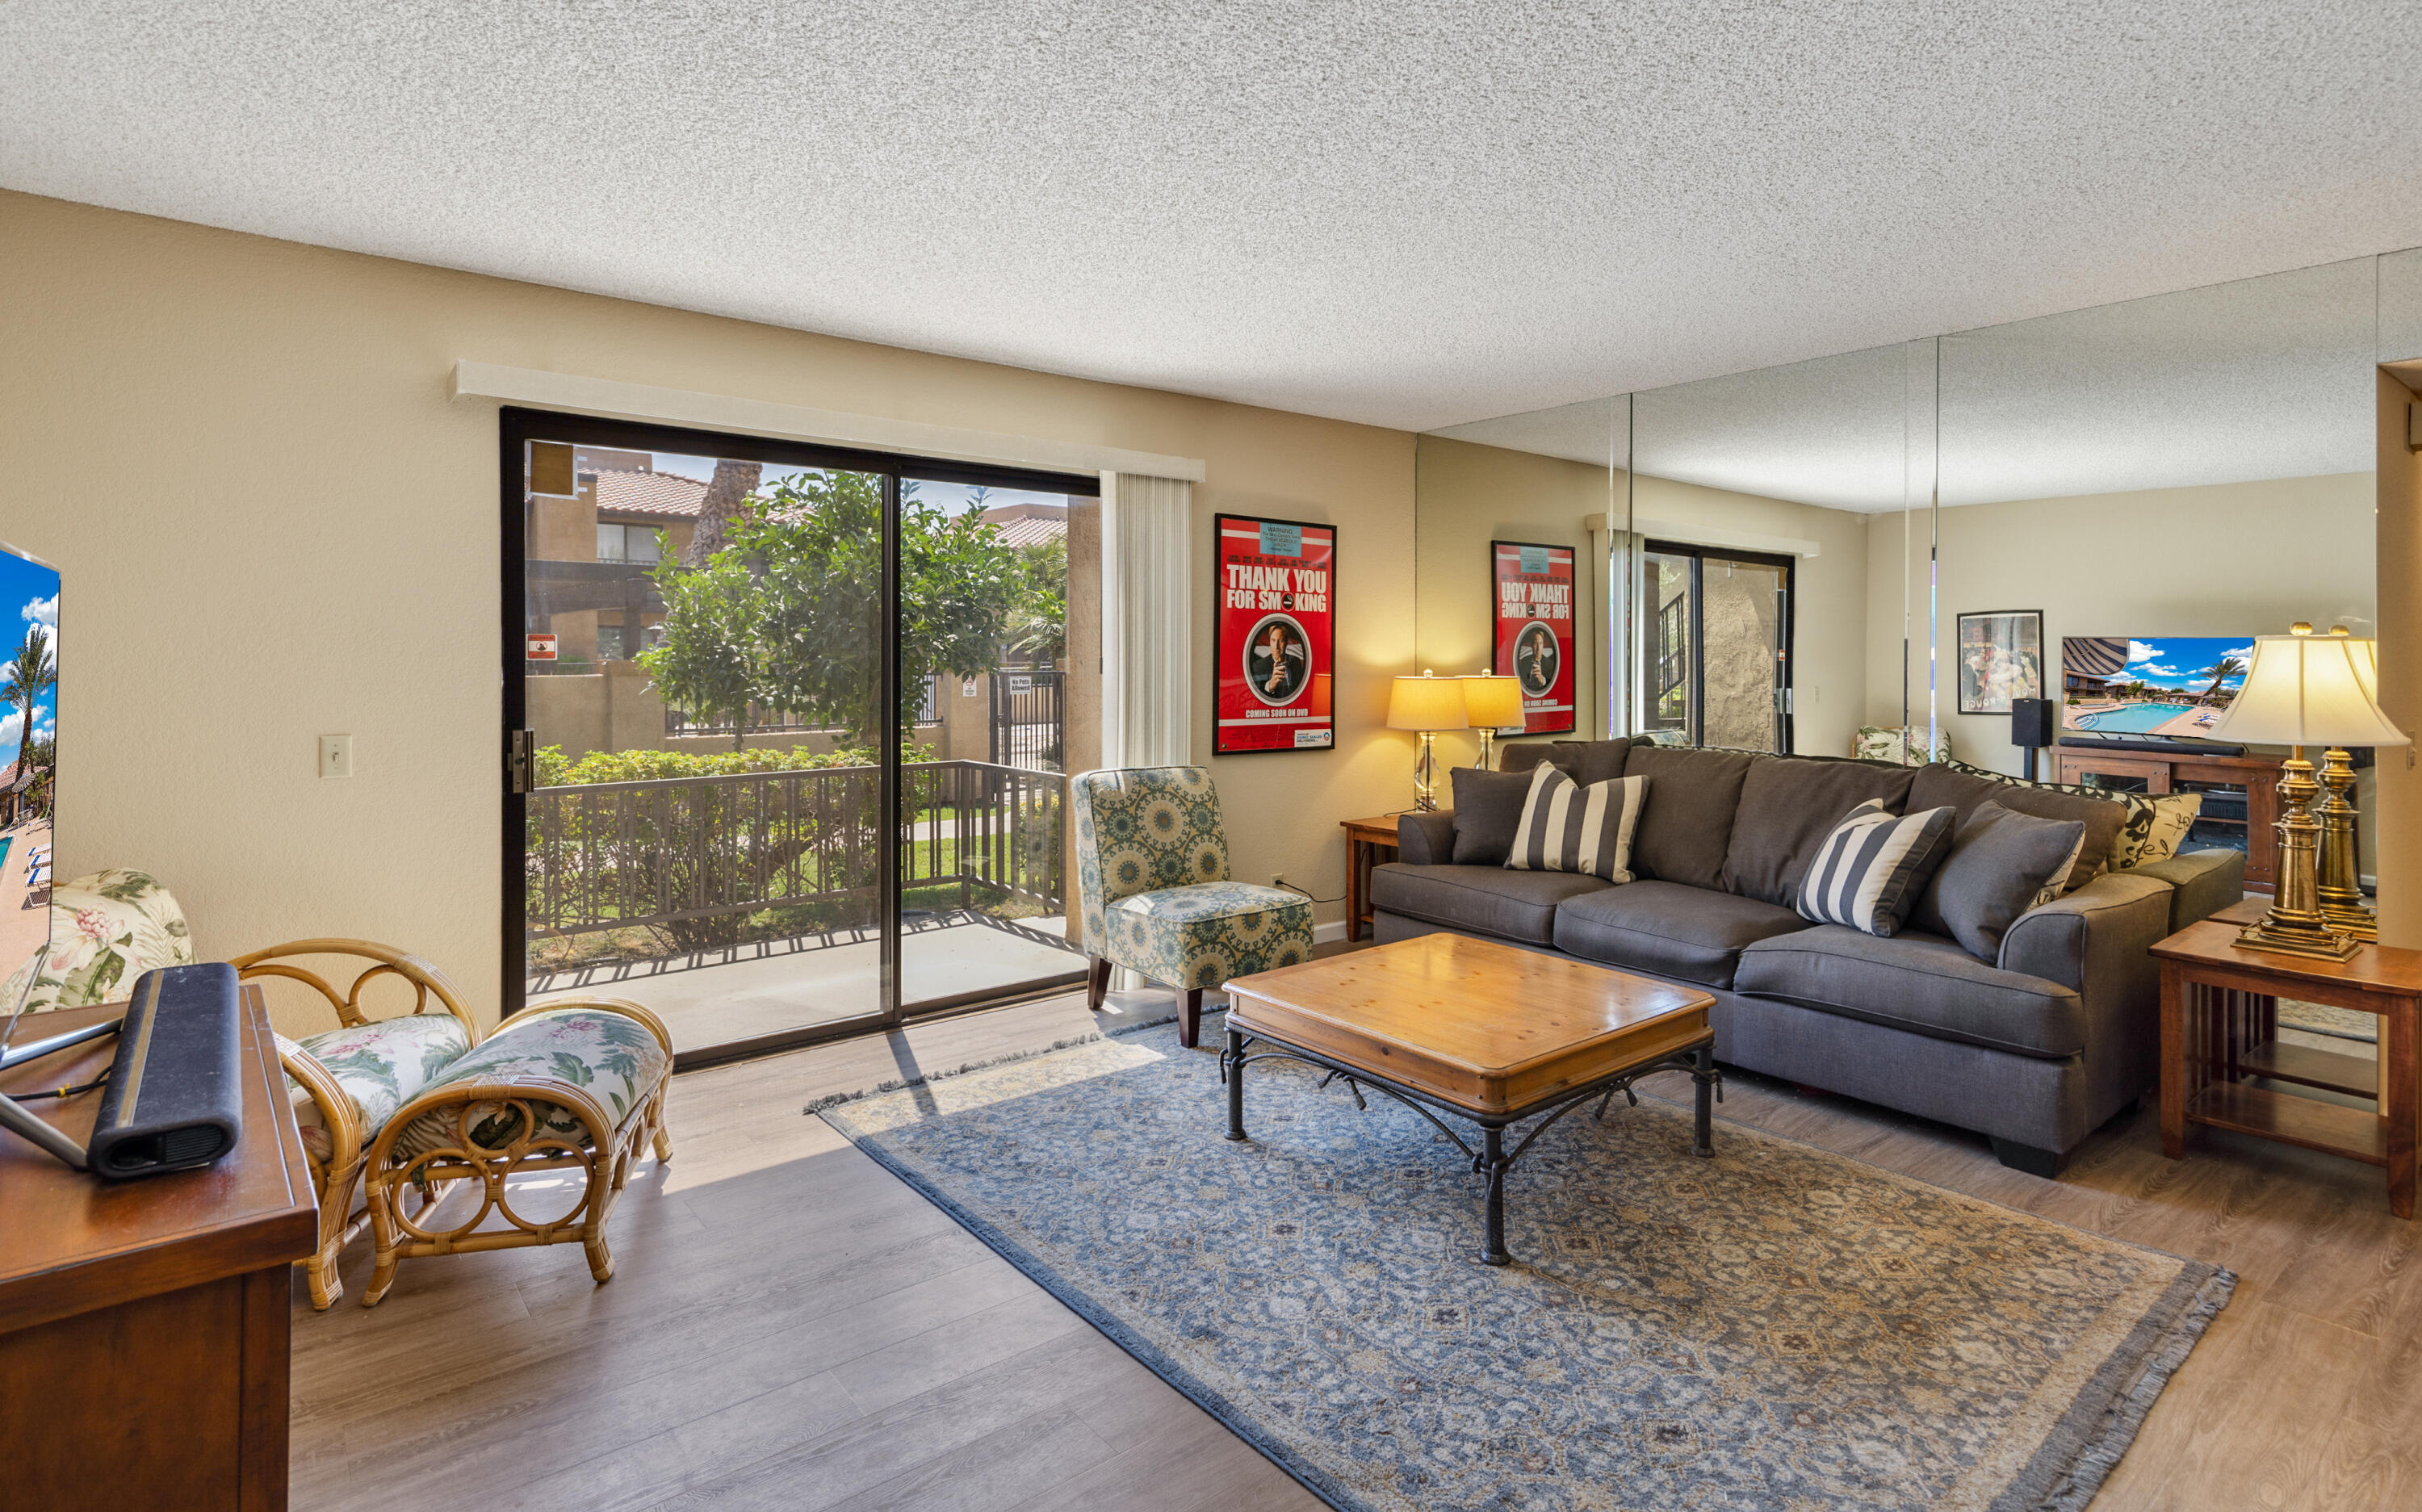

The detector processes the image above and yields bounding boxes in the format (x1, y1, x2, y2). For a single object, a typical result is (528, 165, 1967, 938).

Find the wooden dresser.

(0, 986, 314, 1511)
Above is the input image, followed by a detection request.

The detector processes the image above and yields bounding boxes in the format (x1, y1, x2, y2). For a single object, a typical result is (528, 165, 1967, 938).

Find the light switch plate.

(320, 734, 354, 779)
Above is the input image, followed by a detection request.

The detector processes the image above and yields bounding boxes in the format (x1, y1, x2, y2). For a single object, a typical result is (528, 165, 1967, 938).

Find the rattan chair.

(356, 995, 673, 1308)
(229, 938, 484, 1310)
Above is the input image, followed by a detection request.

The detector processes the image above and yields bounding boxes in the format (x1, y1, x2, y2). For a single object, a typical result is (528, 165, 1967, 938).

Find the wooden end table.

(2152, 897, 2421, 1218)
(1221, 933, 1719, 1264)
(1339, 813, 1404, 942)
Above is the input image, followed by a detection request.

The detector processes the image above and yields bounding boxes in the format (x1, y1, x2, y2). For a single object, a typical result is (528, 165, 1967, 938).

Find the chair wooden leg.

(1179, 987, 1202, 1049)
(1087, 956, 1111, 1011)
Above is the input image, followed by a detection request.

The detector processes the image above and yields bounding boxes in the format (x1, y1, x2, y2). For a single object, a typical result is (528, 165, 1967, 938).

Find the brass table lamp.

(2205, 624, 2409, 961)
(2320, 627, 2381, 939)
(1388, 671, 1467, 811)
(1459, 672, 1525, 772)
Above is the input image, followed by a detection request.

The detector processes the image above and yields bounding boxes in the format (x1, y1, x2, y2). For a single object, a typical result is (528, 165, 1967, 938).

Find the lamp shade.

(2206, 632, 2410, 749)
(1388, 672, 1468, 732)
(1459, 674, 1525, 731)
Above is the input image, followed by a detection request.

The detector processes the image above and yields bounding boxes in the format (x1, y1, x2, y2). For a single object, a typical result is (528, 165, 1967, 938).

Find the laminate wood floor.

(289, 978, 2422, 1512)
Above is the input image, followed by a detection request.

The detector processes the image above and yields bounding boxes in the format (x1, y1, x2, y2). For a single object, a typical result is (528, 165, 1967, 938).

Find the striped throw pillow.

(1797, 799, 1957, 937)
(1503, 764, 1648, 882)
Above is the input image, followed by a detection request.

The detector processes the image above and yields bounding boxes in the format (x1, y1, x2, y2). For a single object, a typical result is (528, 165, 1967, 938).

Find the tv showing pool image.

(2060, 637, 2252, 741)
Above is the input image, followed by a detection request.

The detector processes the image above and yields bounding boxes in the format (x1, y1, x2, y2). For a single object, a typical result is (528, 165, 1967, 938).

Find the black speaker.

(2010, 697, 2056, 750)
(86, 962, 243, 1179)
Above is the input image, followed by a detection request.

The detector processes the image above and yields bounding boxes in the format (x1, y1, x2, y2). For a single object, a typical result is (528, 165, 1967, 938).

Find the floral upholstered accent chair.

(1, 869, 195, 1011)
(1071, 766, 1314, 1047)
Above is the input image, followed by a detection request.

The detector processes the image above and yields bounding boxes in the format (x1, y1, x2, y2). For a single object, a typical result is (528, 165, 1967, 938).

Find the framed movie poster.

(1491, 540, 1577, 735)
(1957, 609, 2044, 714)
(1215, 513, 1335, 753)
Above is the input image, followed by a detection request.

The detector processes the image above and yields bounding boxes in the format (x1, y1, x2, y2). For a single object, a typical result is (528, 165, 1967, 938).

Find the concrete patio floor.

(528, 910, 1088, 1054)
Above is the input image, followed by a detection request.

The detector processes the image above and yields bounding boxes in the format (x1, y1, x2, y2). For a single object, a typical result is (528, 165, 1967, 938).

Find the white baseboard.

(1314, 920, 1349, 944)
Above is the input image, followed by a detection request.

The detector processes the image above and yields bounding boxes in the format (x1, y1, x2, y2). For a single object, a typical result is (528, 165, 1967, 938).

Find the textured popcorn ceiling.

(2, 2, 2420, 440)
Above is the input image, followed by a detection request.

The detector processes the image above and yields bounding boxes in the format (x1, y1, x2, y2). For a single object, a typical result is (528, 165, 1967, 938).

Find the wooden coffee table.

(1221, 932, 1719, 1264)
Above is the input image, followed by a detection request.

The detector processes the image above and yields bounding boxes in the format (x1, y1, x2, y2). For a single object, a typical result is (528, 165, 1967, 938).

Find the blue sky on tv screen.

(2110, 637, 2254, 694)
(0, 546, 58, 766)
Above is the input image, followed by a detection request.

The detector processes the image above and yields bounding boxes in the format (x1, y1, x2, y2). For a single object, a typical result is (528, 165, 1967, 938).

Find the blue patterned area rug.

(819, 1021, 2231, 1512)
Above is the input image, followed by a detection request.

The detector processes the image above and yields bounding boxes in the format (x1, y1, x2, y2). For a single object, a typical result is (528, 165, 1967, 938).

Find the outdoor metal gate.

(989, 667, 1065, 771)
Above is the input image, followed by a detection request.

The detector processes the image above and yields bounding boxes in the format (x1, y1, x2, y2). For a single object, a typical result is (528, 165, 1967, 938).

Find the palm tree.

(2196, 655, 2245, 706)
(2, 624, 55, 764)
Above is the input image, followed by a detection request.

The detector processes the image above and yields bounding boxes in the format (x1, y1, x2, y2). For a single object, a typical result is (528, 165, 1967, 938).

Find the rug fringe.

(2038, 1266, 2237, 1510)
(799, 1007, 1208, 1116)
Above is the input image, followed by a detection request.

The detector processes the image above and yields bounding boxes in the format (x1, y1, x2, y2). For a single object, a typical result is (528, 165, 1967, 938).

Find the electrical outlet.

(1272, 873, 1286, 889)
(320, 734, 354, 779)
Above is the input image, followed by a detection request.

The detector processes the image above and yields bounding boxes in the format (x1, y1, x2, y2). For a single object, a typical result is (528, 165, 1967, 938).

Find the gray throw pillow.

(1450, 767, 1536, 866)
(1915, 800, 2089, 962)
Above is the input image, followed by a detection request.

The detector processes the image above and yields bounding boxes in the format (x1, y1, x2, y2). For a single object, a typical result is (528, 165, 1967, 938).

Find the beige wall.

(1413, 436, 1607, 756)
(2377, 370, 2422, 944)
(1412, 439, 1871, 763)
(1864, 473, 2378, 776)
(0, 191, 1414, 1027)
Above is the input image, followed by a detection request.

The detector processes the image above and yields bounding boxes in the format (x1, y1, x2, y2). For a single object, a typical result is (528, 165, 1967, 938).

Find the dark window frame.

(500, 406, 1096, 1066)
(1639, 539, 1796, 753)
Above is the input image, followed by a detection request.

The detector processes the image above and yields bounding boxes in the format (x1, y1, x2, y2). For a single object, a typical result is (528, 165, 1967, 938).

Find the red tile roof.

(593, 469, 707, 519)
(979, 503, 1066, 549)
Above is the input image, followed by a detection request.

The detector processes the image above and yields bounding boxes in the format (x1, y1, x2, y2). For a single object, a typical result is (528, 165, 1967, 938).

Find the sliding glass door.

(1638, 540, 1794, 752)
(503, 410, 1090, 1066)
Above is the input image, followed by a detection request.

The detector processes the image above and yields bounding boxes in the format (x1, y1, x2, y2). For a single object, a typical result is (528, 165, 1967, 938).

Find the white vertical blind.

(1100, 471, 1194, 769)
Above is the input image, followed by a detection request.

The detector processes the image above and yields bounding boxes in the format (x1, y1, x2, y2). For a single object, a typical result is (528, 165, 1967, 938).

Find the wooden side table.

(2152, 898, 2420, 1217)
(0, 986, 316, 1509)
(1340, 814, 1405, 943)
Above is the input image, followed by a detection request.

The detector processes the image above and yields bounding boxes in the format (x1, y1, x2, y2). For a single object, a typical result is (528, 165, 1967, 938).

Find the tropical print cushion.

(277, 1012, 476, 1164)
(2, 869, 194, 1012)
(386, 1006, 668, 1163)
(1104, 881, 1314, 991)
(1851, 726, 1955, 764)
(2113, 791, 2204, 869)
(1072, 767, 1232, 959)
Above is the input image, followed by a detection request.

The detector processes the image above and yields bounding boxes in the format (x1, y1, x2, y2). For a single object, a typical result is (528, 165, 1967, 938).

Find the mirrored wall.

(1417, 249, 2422, 879)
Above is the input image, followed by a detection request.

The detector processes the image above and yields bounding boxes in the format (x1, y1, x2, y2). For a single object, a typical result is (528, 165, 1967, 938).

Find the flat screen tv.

(2060, 636, 2252, 743)
(0, 538, 57, 1053)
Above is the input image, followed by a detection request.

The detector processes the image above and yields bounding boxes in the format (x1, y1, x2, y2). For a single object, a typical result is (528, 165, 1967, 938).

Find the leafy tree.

(646, 472, 1028, 748)
(639, 547, 760, 749)
(3, 624, 55, 769)
(2197, 655, 2245, 705)
(1003, 537, 1067, 664)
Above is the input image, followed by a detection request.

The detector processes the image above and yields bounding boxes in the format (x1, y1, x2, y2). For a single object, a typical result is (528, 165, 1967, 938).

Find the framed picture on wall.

(1957, 609, 2044, 714)
(1491, 539, 1577, 736)
(1213, 513, 1335, 753)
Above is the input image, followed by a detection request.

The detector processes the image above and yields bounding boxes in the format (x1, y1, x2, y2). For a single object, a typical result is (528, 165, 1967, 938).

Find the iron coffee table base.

(1220, 1028, 1720, 1266)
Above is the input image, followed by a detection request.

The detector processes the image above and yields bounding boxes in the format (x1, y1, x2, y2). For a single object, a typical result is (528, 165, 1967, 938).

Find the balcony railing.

(525, 760, 1066, 949)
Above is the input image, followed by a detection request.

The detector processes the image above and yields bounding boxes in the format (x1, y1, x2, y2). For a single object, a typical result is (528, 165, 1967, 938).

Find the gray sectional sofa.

(1371, 738, 2244, 1175)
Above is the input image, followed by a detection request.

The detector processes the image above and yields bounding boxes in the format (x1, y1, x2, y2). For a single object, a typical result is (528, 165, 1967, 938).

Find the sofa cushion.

(1622, 746, 1758, 890)
(1502, 739, 1632, 786)
(1795, 799, 1957, 937)
(1449, 766, 1536, 866)
(1734, 925, 2086, 1058)
(1912, 801, 2089, 961)
(1369, 863, 1613, 944)
(1552, 879, 1814, 989)
(1500, 743, 1575, 777)
(279, 1012, 477, 1165)
(1908, 760, 2123, 894)
(1505, 766, 1648, 882)
(1722, 756, 1920, 906)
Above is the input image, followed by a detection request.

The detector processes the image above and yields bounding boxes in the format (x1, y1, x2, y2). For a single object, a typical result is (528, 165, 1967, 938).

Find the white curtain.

(1100, 471, 1194, 769)
(1098, 471, 1196, 995)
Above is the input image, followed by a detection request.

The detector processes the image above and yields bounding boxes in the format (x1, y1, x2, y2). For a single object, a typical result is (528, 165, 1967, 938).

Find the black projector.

(87, 962, 243, 1179)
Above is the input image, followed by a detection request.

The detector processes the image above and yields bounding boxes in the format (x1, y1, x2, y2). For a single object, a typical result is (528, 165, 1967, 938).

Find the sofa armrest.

(1997, 870, 2173, 1001)
(2122, 847, 2246, 934)
(1397, 810, 1457, 865)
